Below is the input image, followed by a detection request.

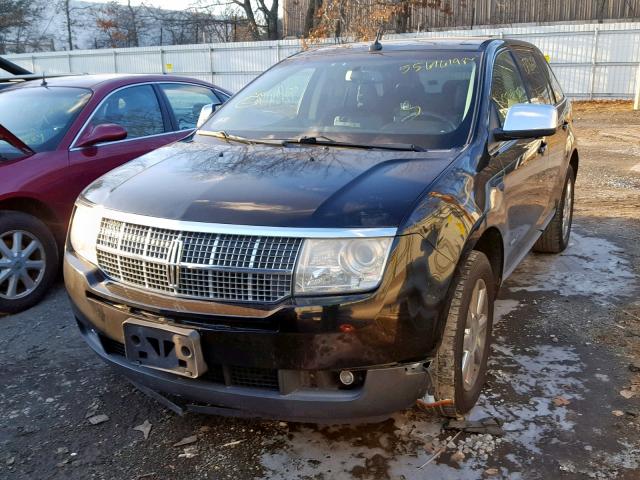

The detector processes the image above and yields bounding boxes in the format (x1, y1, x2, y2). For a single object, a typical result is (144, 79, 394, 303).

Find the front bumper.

(77, 315, 429, 422)
(64, 231, 453, 421)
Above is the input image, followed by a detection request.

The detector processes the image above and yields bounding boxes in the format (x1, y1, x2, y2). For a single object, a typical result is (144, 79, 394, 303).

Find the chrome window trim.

(90, 206, 398, 239)
(69, 129, 192, 152)
(69, 81, 214, 150)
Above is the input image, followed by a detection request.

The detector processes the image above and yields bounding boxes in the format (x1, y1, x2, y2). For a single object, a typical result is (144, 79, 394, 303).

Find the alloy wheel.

(562, 177, 574, 241)
(461, 278, 489, 391)
(0, 230, 46, 300)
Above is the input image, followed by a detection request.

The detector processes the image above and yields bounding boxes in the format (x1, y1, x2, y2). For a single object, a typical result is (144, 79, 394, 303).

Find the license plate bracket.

(123, 318, 207, 378)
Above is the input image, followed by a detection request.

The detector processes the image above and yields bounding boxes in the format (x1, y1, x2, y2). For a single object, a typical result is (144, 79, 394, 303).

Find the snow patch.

(507, 233, 636, 301)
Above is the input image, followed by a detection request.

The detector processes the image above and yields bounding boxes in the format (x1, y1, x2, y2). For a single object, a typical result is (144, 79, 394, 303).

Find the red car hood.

(0, 124, 34, 156)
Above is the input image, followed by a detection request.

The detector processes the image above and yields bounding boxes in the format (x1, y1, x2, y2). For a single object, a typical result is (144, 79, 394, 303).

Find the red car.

(0, 74, 230, 314)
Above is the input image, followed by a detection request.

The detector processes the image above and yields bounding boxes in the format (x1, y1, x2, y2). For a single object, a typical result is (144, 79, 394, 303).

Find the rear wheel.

(432, 250, 495, 417)
(533, 165, 575, 253)
(0, 212, 58, 315)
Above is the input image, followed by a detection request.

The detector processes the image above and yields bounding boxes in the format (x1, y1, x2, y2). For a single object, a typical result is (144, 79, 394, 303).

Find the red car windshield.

(0, 86, 92, 152)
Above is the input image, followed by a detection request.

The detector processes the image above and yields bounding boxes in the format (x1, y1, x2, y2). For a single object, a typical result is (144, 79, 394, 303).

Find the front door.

(512, 48, 565, 227)
(490, 49, 549, 273)
(67, 84, 186, 216)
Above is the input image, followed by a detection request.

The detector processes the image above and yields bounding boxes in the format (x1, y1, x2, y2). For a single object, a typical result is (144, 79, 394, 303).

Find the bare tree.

(197, 0, 280, 41)
(63, 0, 73, 50)
(140, 4, 250, 45)
(304, 0, 453, 42)
(57, 0, 82, 50)
(256, 0, 279, 40)
(125, 0, 139, 47)
(58, 1, 99, 51)
(303, 0, 323, 36)
(0, 0, 44, 53)
(91, 1, 148, 48)
(231, 0, 262, 40)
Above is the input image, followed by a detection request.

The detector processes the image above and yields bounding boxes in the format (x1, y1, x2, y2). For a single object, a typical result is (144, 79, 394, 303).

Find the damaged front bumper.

(77, 318, 429, 422)
(66, 250, 433, 422)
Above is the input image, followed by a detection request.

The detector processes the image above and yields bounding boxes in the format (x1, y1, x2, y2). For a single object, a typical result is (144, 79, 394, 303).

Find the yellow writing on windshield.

(400, 57, 476, 74)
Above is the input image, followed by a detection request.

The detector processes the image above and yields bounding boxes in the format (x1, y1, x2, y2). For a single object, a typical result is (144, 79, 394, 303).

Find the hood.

(0, 123, 34, 157)
(82, 136, 459, 229)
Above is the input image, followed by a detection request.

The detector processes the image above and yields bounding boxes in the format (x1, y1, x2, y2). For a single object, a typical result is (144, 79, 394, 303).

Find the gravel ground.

(1, 101, 639, 480)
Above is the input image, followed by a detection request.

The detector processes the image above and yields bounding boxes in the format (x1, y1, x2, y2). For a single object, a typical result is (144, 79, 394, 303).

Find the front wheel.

(431, 250, 495, 417)
(0, 211, 58, 315)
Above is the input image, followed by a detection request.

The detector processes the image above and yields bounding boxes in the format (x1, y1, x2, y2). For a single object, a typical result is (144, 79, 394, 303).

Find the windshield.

(0, 86, 92, 152)
(202, 50, 480, 150)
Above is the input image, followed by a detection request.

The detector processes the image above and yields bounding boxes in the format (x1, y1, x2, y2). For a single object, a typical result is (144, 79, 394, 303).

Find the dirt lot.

(1, 102, 639, 480)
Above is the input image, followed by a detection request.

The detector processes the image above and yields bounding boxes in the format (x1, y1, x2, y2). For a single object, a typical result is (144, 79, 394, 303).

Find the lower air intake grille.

(98, 336, 280, 391)
(229, 366, 280, 390)
(99, 334, 126, 357)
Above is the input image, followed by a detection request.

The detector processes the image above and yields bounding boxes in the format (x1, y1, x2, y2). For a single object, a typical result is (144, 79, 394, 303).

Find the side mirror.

(76, 123, 127, 148)
(196, 103, 217, 129)
(494, 103, 558, 141)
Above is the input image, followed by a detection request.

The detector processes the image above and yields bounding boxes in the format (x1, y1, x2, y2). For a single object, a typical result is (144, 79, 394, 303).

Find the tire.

(432, 250, 495, 418)
(0, 211, 59, 315)
(533, 165, 575, 254)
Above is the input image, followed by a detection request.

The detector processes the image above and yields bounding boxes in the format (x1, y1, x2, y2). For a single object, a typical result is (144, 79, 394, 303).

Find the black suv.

(64, 38, 577, 421)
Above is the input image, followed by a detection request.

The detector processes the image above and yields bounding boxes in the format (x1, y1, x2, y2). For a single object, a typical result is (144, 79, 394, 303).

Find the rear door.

(68, 83, 186, 199)
(537, 55, 572, 205)
(512, 48, 563, 225)
(489, 49, 548, 272)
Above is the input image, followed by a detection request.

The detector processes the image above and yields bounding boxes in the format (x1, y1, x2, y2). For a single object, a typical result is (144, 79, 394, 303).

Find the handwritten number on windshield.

(400, 57, 476, 74)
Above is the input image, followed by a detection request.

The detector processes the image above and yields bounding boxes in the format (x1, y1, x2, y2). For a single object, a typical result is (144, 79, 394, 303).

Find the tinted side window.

(491, 51, 529, 126)
(215, 89, 230, 102)
(160, 83, 221, 130)
(513, 50, 554, 105)
(539, 58, 565, 103)
(90, 85, 165, 139)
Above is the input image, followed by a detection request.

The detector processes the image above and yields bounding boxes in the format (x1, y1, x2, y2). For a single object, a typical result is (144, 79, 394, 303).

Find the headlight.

(69, 202, 102, 265)
(294, 237, 393, 295)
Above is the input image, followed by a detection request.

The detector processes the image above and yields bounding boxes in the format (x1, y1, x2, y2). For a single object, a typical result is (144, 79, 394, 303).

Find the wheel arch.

(468, 226, 504, 292)
(0, 197, 62, 246)
(569, 148, 579, 178)
(441, 220, 505, 297)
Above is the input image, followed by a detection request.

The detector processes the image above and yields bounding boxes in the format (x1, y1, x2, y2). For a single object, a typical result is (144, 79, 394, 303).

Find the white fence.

(4, 21, 640, 99)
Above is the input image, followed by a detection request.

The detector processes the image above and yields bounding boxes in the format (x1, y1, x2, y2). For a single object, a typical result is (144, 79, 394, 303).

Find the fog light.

(339, 370, 355, 386)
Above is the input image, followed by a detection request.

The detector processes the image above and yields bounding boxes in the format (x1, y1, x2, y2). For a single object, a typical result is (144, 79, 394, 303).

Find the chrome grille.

(95, 218, 302, 303)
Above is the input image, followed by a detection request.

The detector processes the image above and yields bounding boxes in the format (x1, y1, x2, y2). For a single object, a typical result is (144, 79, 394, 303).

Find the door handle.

(538, 141, 548, 155)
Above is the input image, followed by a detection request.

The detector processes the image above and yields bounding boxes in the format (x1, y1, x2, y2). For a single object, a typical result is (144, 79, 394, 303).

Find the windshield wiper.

(286, 136, 425, 152)
(198, 130, 285, 146)
(198, 131, 424, 151)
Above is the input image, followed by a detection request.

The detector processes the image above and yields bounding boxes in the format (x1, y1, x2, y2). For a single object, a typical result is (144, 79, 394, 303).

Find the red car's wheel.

(0, 211, 58, 315)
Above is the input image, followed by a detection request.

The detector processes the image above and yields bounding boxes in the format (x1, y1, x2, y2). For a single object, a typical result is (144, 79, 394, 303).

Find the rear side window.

(491, 51, 529, 126)
(160, 83, 221, 130)
(90, 85, 165, 139)
(513, 50, 554, 105)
